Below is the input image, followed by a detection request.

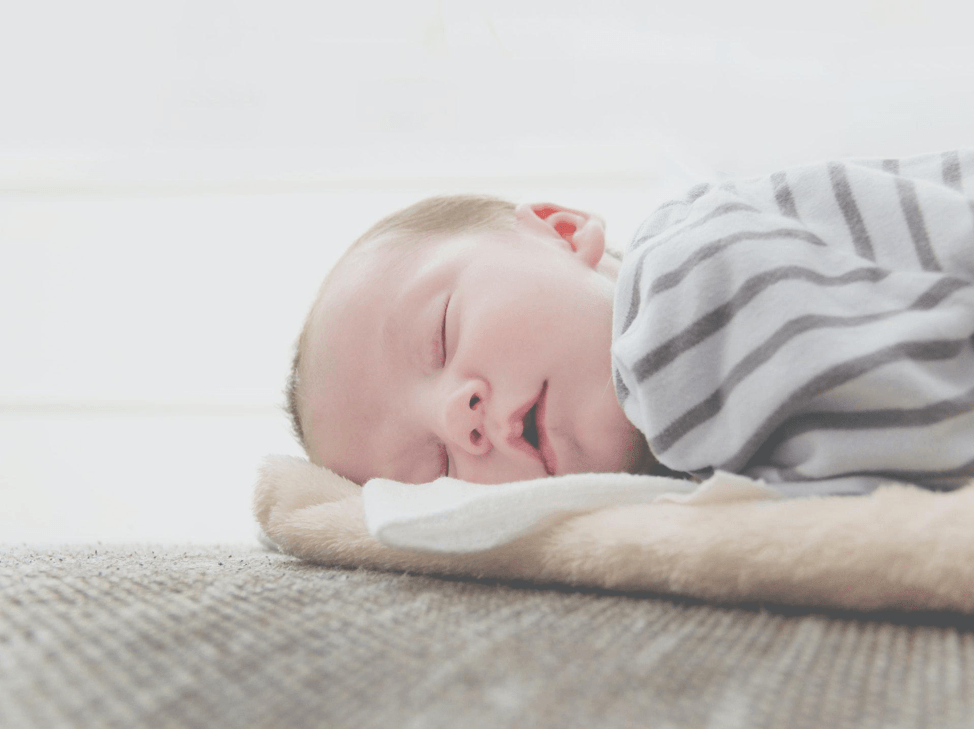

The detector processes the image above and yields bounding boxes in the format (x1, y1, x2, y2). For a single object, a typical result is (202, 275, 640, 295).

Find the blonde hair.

(285, 194, 517, 452)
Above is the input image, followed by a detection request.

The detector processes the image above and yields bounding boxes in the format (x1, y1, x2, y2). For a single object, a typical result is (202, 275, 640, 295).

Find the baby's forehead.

(312, 225, 512, 355)
(355, 230, 477, 265)
(307, 230, 468, 362)
(307, 234, 443, 365)
(330, 232, 483, 299)
(312, 238, 411, 314)
(337, 233, 435, 284)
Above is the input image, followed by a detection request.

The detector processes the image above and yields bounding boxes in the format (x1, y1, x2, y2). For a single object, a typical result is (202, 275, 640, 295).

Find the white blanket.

(254, 455, 974, 613)
(363, 470, 777, 553)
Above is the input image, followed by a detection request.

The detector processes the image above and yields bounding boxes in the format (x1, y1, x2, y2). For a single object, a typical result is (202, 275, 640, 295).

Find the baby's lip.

(535, 383, 557, 476)
(507, 382, 558, 476)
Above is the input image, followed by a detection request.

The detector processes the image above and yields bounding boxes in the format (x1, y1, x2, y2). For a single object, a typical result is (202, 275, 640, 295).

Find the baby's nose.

(444, 380, 492, 456)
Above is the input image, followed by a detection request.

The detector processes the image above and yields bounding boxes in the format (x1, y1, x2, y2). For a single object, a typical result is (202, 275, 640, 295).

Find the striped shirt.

(612, 150, 974, 496)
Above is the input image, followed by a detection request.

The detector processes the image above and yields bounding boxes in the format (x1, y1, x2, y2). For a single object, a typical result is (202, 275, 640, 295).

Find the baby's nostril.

(470, 429, 481, 446)
(469, 395, 481, 409)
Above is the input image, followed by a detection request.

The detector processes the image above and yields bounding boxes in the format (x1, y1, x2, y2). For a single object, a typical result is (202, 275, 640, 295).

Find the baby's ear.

(514, 202, 606, 269)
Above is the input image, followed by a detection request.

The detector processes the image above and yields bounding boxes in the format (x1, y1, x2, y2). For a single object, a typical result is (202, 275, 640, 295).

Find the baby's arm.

(613, 150, 974, 492)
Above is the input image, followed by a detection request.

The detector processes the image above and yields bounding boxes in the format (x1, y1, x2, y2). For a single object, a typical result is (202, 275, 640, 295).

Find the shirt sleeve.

(612, 150, 974, 493)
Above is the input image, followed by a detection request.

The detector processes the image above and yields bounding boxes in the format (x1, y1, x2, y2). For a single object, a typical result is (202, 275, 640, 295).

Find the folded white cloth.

(363, 470, 779, 553)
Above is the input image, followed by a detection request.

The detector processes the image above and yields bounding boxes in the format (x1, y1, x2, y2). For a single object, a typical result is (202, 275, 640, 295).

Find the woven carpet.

(2, 544, 972, 729)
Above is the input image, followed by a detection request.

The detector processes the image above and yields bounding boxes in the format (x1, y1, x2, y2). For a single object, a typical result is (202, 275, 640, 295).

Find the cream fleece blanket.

(254, 455, 974, 613)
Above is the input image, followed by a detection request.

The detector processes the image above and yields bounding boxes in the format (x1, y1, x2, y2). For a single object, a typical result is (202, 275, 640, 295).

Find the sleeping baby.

(286, 149, 974, 497)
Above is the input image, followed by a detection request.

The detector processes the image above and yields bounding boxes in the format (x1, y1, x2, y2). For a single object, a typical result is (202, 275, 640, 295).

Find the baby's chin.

(607, 430, 652, 475)
(579, 381, 650, 475)
(568, 419, 649, 476)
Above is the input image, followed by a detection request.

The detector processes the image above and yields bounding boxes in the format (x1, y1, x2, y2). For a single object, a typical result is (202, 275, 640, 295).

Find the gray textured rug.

(1, 544, 972, 729)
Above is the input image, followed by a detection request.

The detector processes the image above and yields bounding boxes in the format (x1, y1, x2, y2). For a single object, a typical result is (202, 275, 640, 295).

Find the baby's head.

(287, 194, 650, 485)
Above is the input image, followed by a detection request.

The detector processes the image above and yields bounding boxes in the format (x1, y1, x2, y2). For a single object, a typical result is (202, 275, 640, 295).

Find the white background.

(2, 0, 972, 541)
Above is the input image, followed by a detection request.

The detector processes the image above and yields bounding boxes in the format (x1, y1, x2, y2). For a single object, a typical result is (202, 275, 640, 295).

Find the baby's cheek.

(592, 387, 646, 473)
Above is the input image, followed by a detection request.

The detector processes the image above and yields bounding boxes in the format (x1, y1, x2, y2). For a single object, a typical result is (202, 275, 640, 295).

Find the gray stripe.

(630, 188, 737, 250)
(829, 162, 876, 260)
(940, 150, 974, 251)
(614, 370, 629, 402)
(775, 452, 974, 490)
(941, 150, 962, 190)
(632, 211, 678, 245)
(726, 339, 967, 472)
(769, 382, 974, 443)
(646, 227, 827, 301)
(859, 453, 974, 487)
(619, 251, 647, 336)
(879, 159, 937, 268)
(649, 199, 684, 214)
(771, 171, 799, 219)
(894, 177, 941, 271)
(621, 202, 759, 334)
(649, 277, 970, 454)
(910, 274, 970, 308)
(648, 183, 714, 217)
(631, 202, 759, 255)
(772, 480, 882, 497)
(685, 183, 712, 203)
(633, 265, 890, 382)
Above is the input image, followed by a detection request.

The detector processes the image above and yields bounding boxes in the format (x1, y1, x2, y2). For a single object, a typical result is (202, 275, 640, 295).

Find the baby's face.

(301, 203, 648, 485)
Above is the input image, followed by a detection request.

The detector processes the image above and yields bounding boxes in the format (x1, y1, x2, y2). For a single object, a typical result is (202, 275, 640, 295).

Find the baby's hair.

(285, 194, 518, 454)
(356, 194, 517, 244)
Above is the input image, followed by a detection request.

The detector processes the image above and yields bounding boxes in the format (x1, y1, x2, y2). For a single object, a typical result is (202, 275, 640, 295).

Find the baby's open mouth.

(510, 382, 556, 476)
(522, 402, 540, 450)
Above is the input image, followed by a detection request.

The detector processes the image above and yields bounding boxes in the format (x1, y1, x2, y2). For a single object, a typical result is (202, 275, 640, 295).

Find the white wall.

(4, 0, 972, 186)
(2, 0, 972, 541)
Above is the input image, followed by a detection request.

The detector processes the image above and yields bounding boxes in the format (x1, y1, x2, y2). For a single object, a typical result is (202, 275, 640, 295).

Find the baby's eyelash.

(439, 296, 450, 366)
(435, 295, 451, 478)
